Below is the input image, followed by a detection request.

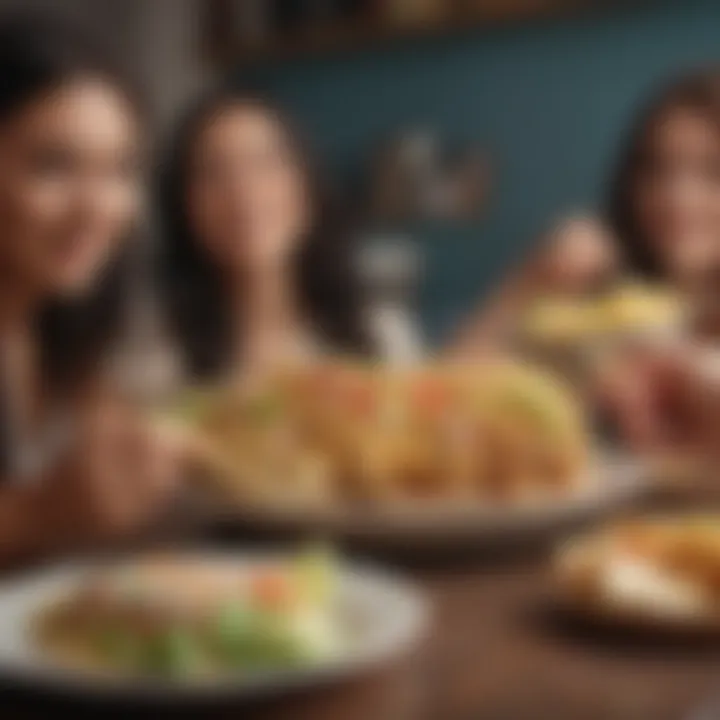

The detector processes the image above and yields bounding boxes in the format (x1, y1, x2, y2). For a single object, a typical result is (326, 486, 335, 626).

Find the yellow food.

(35, 549, 342, 678)
(556, 517, 720, 619)
(524, 282, 684, 345)
(182, 359, 590, 509)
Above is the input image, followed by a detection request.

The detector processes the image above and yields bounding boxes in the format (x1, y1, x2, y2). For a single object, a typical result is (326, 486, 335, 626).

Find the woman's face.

(187, 103, 311, 274)
(633, 106, 720, 282)
(0, 78, 140, 298)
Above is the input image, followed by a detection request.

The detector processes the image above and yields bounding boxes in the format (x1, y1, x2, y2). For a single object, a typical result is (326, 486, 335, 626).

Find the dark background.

(8, 0, 720, 342)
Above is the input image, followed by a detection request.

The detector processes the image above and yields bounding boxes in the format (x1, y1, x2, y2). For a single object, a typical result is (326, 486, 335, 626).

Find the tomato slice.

(411, 374, 451, 418)
(249, 569, 294, 610)
(321, 367, 378, 419)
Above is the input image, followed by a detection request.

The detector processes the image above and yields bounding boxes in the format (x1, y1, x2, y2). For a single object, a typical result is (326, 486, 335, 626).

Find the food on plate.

(555, 517, 720, 622)
(523, 282, 684, 346)
(601, 284, 682, 329)
(180, 359, 590, 509)
(34, 548, 342, 678)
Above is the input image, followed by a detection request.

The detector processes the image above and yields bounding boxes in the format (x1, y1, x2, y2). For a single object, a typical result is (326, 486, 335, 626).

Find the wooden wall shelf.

(206, 0, 624, 70)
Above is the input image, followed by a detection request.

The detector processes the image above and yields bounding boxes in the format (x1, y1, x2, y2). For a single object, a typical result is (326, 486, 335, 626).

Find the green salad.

(37, 548, 342, 678)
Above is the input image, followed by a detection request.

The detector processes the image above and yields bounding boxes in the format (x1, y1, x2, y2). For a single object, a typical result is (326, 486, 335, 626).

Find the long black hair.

(157, 89, 367, 380)
(608, 68, 720, 277)
(0, 14, 139, 469)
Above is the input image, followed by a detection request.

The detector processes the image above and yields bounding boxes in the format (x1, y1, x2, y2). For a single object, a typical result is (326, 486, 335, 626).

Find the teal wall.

(239, 0, 720, 342)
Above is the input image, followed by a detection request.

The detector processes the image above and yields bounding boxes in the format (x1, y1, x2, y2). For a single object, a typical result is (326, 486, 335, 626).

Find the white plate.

(0, 554, 428, 702)
(554, 520, 720, 638)
(198, 454, 652, 550)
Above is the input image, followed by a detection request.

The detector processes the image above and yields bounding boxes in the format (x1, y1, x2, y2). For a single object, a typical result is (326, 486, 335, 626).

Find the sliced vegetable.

(212, 605, 313, 669)
(144, 628, 203, 676)
(293, 545, 338, 607)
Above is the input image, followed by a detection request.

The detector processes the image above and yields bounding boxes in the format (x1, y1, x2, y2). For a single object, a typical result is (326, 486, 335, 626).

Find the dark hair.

(608, 68, 720, 277)
(157, 89, 367, 380)
(0, 14, 139, 469)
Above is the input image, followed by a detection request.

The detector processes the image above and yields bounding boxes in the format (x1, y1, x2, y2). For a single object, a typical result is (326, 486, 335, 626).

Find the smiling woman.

(453, 68, 720, 351)
(0, 13, 182, 566)
(4, 83, 141, 391)
(0, 16, 141, 405)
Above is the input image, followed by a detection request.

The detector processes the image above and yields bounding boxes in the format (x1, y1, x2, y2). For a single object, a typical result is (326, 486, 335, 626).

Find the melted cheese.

(600, 555, 713, 619)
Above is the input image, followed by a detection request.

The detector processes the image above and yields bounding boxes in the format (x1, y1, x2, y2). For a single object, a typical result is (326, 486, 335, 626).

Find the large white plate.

(197, 454, 652, 549)
(0, 554, 428, 702)
(553, 516, 720, 639)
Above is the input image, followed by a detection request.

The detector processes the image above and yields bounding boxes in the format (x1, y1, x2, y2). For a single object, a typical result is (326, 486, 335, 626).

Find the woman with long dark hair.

(0, 14, 179, 564)
(455, 68, 720, 348)
(454, 68, 720, 453)
(608, 69, 720, 287)
(158, 90, 367, 381)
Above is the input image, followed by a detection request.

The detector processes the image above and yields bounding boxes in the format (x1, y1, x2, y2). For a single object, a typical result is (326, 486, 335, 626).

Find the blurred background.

(4, 4, 720, 718)
(6, 0, 719, 344)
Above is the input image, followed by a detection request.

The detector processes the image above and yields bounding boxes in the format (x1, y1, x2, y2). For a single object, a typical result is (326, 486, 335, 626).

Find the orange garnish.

(250, 570, 294, 610)
(411, 376, 451, 417)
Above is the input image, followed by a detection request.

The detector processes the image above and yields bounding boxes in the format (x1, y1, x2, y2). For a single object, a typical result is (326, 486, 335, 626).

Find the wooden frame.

(204, 0, 626, 69)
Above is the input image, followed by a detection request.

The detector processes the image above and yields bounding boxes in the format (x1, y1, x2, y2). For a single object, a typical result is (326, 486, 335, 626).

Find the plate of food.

(521, 281, 686, 348)
(171, 359, 651, 548)
(554, 516, 720, 634)
(518, 281, 687, 388)
(0, 547, 427, 701)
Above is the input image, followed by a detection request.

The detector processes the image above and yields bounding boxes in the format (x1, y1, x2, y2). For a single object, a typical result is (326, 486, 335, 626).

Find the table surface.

(240, 559, 720, 720)
(4, 554, 720, 720)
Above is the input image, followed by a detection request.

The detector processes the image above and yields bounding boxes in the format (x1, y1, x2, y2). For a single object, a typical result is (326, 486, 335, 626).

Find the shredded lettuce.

(212, 604, 313, 669)
(144, 629, 203, 676)
(85, 548, 341, 677)
(293, 544, 338, 607)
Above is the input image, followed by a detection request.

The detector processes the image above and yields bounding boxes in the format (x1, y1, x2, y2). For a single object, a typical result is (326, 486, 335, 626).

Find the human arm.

(448, 216, 618, 355)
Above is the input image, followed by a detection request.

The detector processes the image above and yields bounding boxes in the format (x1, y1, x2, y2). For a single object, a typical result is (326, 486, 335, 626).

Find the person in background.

(158, 91, 368, 382)
(452, 69, 720, 463)
(455, 69, 720, 349)
(597, 340, 720, 460)
(0, 15, 180, 565)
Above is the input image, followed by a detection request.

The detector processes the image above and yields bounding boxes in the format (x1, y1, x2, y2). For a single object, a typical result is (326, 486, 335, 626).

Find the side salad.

(35, 547, 343, 678)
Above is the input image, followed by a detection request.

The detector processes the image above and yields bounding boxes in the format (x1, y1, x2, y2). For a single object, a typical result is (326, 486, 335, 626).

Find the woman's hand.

(530, 216, 618, 293)
(448, 215, 617, 355)
(31, 400, 185, 547)
(597, 341, 720, 458)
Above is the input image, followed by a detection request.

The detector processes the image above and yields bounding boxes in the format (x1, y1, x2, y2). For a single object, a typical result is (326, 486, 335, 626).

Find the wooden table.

(4, 555, 720, 720)
(416, 561, 720, 720)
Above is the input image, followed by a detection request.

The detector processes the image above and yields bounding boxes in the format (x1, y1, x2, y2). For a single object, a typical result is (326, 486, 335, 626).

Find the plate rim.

(0, 551, 430, 702)
(190, 452, 652, 544)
